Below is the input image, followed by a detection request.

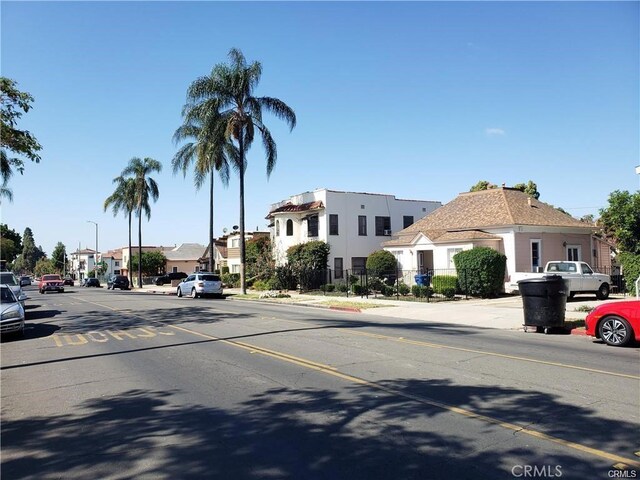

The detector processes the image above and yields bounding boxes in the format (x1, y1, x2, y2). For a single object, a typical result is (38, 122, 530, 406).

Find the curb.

(329, 306, 362, 313)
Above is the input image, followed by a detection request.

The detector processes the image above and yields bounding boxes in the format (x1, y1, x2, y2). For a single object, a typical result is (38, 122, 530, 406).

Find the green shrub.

(287, 241, 330, 290)
(397, 282, 410, 296)
(366, 250, 398, 276)
(432, 275, 458, 295)
(453, 247, 506, 298)
(411, 285, 431, 298)
(348, 274, 360, 286)
(441, 287, 456, 299)
(619, 252, 640, 295)
(336, 283, 349, 292)
(325, 284, 336, 292)
(221, 273, 240, 288)
(382, 285, 395, 297)
(252, 280, 270, 291)
(273, 265, 297, 290)
(351, 284, 367, 295)
(221, 266, 230, 274)
(368, 277, 385, 292)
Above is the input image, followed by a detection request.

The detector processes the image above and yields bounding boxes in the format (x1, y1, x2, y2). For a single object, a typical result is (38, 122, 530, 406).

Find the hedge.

(453, 247, 506, 298)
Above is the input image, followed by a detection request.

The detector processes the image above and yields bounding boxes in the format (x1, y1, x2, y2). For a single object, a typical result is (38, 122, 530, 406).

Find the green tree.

(51, 242, 67, 274)
(245, 236, 274, 282)
(130, 250, 166, 276)
(1, 77, 43, 202)
(513, 180, 540, 199)
(287, 241, 330, 290)
(366, 250, 398, 275)
(0, 224, 22, 265)
(469, 180, 496, 192)
(34, 258, 56, 277)
(14, 227, 45, 273)
(122, 157, 162, 288)
(599, 190, 640, 255)
(172, 100, 233, 273)
(104, 175, 137, 285)
(186, 48, 296, 293)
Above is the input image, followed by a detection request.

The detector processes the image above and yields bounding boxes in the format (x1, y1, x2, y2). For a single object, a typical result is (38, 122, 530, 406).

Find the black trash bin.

(518, 275, 568, 333)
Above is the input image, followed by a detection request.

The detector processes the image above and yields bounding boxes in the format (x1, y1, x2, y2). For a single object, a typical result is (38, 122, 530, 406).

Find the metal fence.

(591, 265, 626, 294)
(295, 268, 470, 302)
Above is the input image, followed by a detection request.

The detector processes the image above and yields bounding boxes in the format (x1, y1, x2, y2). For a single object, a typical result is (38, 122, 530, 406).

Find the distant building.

(267, 188, 441, 275)
(69, 248, 99, 281)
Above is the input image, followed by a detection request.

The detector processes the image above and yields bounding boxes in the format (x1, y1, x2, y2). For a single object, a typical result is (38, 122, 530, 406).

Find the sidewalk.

(137, 284, 629, 333)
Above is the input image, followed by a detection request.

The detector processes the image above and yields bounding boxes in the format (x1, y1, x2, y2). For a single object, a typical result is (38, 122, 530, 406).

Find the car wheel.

(598, 315, 633, 346)
(191, 288, 198, 299)
(596, 283, 610, 300)
(177, 287, 182, 297)
(39, 289, 44, 294)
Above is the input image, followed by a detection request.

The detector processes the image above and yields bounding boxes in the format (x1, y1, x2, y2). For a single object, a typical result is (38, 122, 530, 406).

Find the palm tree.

(121, 157, 162, 288)
(172, 103, 233, 273)
(186, 48, 296, 293)
(103, 175, 136, 285)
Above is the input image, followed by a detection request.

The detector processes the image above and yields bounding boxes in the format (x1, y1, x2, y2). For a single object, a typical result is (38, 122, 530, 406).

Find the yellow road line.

(168, 322, 640, 469)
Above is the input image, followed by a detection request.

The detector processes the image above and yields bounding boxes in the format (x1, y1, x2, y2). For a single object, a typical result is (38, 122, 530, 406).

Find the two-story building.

(69, 248, 99, 282)
(266, 189, 441, 277)
(102, 249, 124, 277)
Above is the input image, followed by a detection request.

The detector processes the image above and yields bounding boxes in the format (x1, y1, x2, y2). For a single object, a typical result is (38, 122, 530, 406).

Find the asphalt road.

(2, 286, 639, 480)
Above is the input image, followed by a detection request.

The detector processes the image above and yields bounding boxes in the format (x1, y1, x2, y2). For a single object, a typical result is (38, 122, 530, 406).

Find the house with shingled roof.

(383, 187, 612, 291)
(267, 188, 441, 276)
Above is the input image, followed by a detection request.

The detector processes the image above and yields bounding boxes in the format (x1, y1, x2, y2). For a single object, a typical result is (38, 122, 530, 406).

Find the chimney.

(527, 197, 532, 207)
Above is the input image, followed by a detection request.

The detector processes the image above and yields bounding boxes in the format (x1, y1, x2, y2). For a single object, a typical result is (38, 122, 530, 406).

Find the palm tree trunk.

(128, 212, 132, 286)
(138, 207, 143, 289)
(239, 133, 246, 294)
(209, 169, 214, 272)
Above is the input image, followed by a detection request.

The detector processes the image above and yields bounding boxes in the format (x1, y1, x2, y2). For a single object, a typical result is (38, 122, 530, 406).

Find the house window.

(403, 216, 414, 229)
(531, 240, 541, 272)
(172, 266, 178, 273)
(231, 264, 240, 273)
(195, 266, 200, 272)
(276, 220, 280, 237)
(231, 238, 240, 248)
(334, 257, 343, 279)
(567, 245, 581, 261)
(351, 257, 367, 275)
(358, 216, 367, 236)
(114, 270, 121, 275)
(115, 261, 120, 267)
(286, 219, 293, 236)
(375, 216, 391, 236)
(307, 215, 319, 237)
(329, 214, 339, 235)
(447, 248, 463, 269)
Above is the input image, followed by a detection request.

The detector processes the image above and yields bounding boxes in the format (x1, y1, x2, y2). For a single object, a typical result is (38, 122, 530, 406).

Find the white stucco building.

(267, 189, 441, 277)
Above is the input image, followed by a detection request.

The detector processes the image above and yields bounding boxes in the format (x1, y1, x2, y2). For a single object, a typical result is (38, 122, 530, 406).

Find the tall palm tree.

(186, 48, 296, 293)
(103, 175, 136, 285)
(172, 104, 233, 273)
(121, 157, 162, 288)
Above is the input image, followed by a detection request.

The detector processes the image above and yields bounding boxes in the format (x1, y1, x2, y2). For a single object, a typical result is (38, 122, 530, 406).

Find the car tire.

(598, 315, 633, 347)
(39, 289, 44, 294)
(596, 283, 610, 300)
(191, 288, 198, 299)
(177, 287, 182, 297)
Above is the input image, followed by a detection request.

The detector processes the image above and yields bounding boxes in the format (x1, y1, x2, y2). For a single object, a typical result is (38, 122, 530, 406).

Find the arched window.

(275, 220, 280, 237)
(286, 219, 293, 236)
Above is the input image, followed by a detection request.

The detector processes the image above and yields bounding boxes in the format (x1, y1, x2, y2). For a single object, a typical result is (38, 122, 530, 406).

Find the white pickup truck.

(508, 261, 611, 299)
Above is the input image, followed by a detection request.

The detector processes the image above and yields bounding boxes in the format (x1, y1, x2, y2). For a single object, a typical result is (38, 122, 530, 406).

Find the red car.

(38, 274, 65, 294)
(585, 300, 640, 347)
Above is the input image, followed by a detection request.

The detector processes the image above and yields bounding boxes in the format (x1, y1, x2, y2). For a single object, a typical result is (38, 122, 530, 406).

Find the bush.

(382, 285, 395, 297)
(336, 283, 349, 292)
(397, 282, 410, 296)
(252, 280, 270, 291)
(619, 252, 640, 295)
(453, 247, 506, 298)
(351, 284, 367, 295)
(366, 250, 397, 277)
(221, 266, 230, 274)
(221, 273, 240, 288)
(325, 284, 336, 292)
(287, 241, 330, 290)
(411, 285, 431, 298)
(432, 275, 458, 295)
(273, 265, 297, 290)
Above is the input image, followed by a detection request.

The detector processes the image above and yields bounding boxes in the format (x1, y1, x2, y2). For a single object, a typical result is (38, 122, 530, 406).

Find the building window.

(334, 257, 343, 279)
(231, 238, 240, 248)
(358, 216, 367, 236)
(114, 270, 121, 275)
(275, 220, 280, 237)
(567, 245, 581, 261)
(531, 240, 541, 272)
(231, 264, 240, 273)
(403, 216, 414, 229)
(447, 248, 463, 269)
(375, 216, 391, 236)
(115, 261, 120, 267)
(286, 219, 293, 236)
(329, 214, 339, 235)
(307, 215, 319, 237)
(172, 266, 178, 273)
(351, 257, 367, 275)
(195, 266, 200, 272)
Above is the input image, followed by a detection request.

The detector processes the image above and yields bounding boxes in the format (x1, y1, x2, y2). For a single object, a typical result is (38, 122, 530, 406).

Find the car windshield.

(202, 275, 220, 281)
(43, 275, 61, 281)
(1, 286, 17, 303)
(0, 273, 18, 285)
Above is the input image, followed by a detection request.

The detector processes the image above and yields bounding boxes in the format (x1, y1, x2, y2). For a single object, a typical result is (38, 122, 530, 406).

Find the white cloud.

(485, 128, 506, 136)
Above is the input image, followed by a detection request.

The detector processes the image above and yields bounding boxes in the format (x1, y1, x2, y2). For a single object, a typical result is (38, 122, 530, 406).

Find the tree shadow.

(2, 377, 636, 479)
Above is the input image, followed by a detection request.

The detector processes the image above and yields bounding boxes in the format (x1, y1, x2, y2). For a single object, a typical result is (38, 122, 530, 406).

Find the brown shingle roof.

(266, 201, 324, 218)
(402, 188, 593, 233)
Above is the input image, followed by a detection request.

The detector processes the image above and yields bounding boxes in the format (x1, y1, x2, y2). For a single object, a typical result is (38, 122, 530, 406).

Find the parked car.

(63, 277, 75, 286)
(585, 300, 640, 347)
(19, 276, 31, 286)
(39, 274, 65, 294)
(107, 275, 130, 290)
(0, 285, 25, 337)
(177, 273, 223, 298)
(85, 278, 101, 288)
(1, 272, 28, 306)
(155, 271, 188, 286)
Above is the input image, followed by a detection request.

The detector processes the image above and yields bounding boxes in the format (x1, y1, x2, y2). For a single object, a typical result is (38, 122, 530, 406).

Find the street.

(2, 286, 639, 480)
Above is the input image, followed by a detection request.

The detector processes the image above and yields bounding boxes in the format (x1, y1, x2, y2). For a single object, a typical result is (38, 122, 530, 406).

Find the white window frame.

(566, 245, 581, 261)
(530, 239, 542, 272)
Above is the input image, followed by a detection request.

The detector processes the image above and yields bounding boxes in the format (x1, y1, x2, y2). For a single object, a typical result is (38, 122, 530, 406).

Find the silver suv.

(0, 272, 27, 307)
(177, 273, 223, 299)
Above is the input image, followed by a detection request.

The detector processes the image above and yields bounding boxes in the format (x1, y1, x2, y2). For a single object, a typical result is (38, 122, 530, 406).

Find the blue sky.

(2, 1, 638, 256)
